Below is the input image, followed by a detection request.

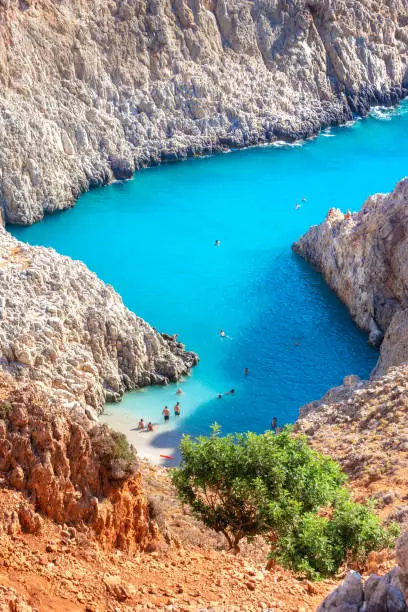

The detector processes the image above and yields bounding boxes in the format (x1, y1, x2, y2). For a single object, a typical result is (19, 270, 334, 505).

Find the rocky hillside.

(0, 371, 159, 553)
(0, 226, 197, 417)
(296, 367, 408, 525)
(0, 0, 407, 224)
(293, 177, 408, 377)
(296, 366, 408, 611)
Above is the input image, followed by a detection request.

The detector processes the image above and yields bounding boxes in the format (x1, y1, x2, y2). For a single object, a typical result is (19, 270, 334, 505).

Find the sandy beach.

(100, 407, 185, 466)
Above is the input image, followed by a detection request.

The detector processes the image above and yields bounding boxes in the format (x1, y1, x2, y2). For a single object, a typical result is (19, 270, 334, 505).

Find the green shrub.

(0, 401, 12, 420)
(89, 425, 138, 480)
(171, 425, 398, 579)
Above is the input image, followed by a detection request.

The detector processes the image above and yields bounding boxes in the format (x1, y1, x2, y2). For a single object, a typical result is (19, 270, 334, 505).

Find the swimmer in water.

(220, 330, 226, 338)
(215, 240, 221, 247)
(176, 388, 183, 395)
(295, 203, 301, 210)
(244, 367, 249, 376)
(224, 389, 235, 396)
(271, 417, 277, 432)
(302, 197, 307, 202)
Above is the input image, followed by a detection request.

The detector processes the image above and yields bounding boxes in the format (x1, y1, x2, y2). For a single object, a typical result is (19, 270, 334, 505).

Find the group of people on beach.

(137, 419, 155, 432)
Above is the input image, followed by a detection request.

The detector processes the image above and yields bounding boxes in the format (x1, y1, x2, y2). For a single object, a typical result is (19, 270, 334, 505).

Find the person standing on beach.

(174, 402, 181, 416)
(162, 406, 170, 422)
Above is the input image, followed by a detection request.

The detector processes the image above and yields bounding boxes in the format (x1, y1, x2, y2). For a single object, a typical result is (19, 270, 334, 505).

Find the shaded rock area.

(0, 227, 198, 416)
(318, 568, 407, 611)
(0, 0, 407, 224)
(293, 178, 408, 377)
(0, 372, 158, 552)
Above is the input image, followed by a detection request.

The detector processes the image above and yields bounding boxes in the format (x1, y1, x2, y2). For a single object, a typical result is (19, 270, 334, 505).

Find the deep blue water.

(10, 103, 408, 440)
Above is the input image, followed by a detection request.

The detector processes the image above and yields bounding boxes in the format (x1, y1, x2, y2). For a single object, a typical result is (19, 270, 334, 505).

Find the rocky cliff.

(0, 371, 158, 552)
(293, 177, 408, 377)
(0, 0, 407, 224)
(0, 226, 198, 417)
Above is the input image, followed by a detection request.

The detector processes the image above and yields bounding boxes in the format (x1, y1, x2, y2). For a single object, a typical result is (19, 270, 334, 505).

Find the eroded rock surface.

(0, 227, 198, 416)
(0, 0, 407, 224)
(296, 365, 408, 488)
(293, 178, 408, 376)
(0, 372, 157, 552)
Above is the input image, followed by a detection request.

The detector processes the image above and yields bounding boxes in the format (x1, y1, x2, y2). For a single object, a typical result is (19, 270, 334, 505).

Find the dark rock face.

(318, 569, 407, 611)
(0, 0, 407, 224)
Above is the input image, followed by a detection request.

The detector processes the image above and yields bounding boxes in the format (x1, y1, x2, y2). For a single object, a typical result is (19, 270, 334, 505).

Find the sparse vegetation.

(172, 425, 398, 579)
(0, 401, 12, 420)
(89, 425, 138, 480)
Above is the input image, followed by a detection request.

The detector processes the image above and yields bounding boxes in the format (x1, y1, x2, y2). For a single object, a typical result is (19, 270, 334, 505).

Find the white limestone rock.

(0, 228, 198, 414)
(0, 0, 407, 224)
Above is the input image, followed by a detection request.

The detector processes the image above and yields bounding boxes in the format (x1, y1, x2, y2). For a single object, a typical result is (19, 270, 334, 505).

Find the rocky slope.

(296, 366, 408, 609)
(0, 226, 197, 417)
(293, 177, 408, 377)
(0, 0, 407, 224)
(0, 371, 159, 553)
(296, 367, 408, 523)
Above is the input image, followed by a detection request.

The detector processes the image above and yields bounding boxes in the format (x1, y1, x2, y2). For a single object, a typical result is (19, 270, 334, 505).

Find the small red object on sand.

(160, 454, 174, 460)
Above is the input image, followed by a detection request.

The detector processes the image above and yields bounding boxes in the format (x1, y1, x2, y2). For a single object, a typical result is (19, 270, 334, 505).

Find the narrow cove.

(11, 102, 408, 462)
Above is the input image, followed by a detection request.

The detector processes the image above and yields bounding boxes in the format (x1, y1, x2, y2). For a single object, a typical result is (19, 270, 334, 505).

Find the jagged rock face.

(0, 0, 407, 224)
(296, 364, 408, 518)
(0, 227, 198, 416)
(293, 178, 408, 376)
(0, 375, 157, 552)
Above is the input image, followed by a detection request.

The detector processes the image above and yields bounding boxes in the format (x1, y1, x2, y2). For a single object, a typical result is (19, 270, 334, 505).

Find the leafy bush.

(90, 424, 138, 480)
(0, 401, 12, 420)
(171, 425, 398, 579)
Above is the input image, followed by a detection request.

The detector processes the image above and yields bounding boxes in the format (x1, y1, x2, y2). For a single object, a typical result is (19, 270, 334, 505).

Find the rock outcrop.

(296, 365, 408, 488)
(318, 568, 407, 611)
(0, 372, 157, 552)
(0, 226, 197, 417)
(0, 0, 407, 224)
(293, 177, 408, 376)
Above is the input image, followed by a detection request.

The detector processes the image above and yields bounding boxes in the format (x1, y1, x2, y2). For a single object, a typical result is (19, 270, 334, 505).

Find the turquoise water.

(10, 103, 408, 440)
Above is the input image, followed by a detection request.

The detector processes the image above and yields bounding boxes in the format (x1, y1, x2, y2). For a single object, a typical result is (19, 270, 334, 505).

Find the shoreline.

(101, 409, 184, 467)
(5, 98, 407, 230)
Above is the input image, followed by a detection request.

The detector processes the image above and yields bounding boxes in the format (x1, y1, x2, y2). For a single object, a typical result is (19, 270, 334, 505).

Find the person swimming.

(162, 406, 170, 422)
(174, 402, 181, 416)
(215, 240, 221, 247)
(137, 418, 145, 430)
(244, 367, 249, 376)
(224, 389, 235, 396)
(271, 417, 277, 432)
(176, 387, 183, 395)
(295, 203, 301, 210)
(220, 329, 226, 338)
